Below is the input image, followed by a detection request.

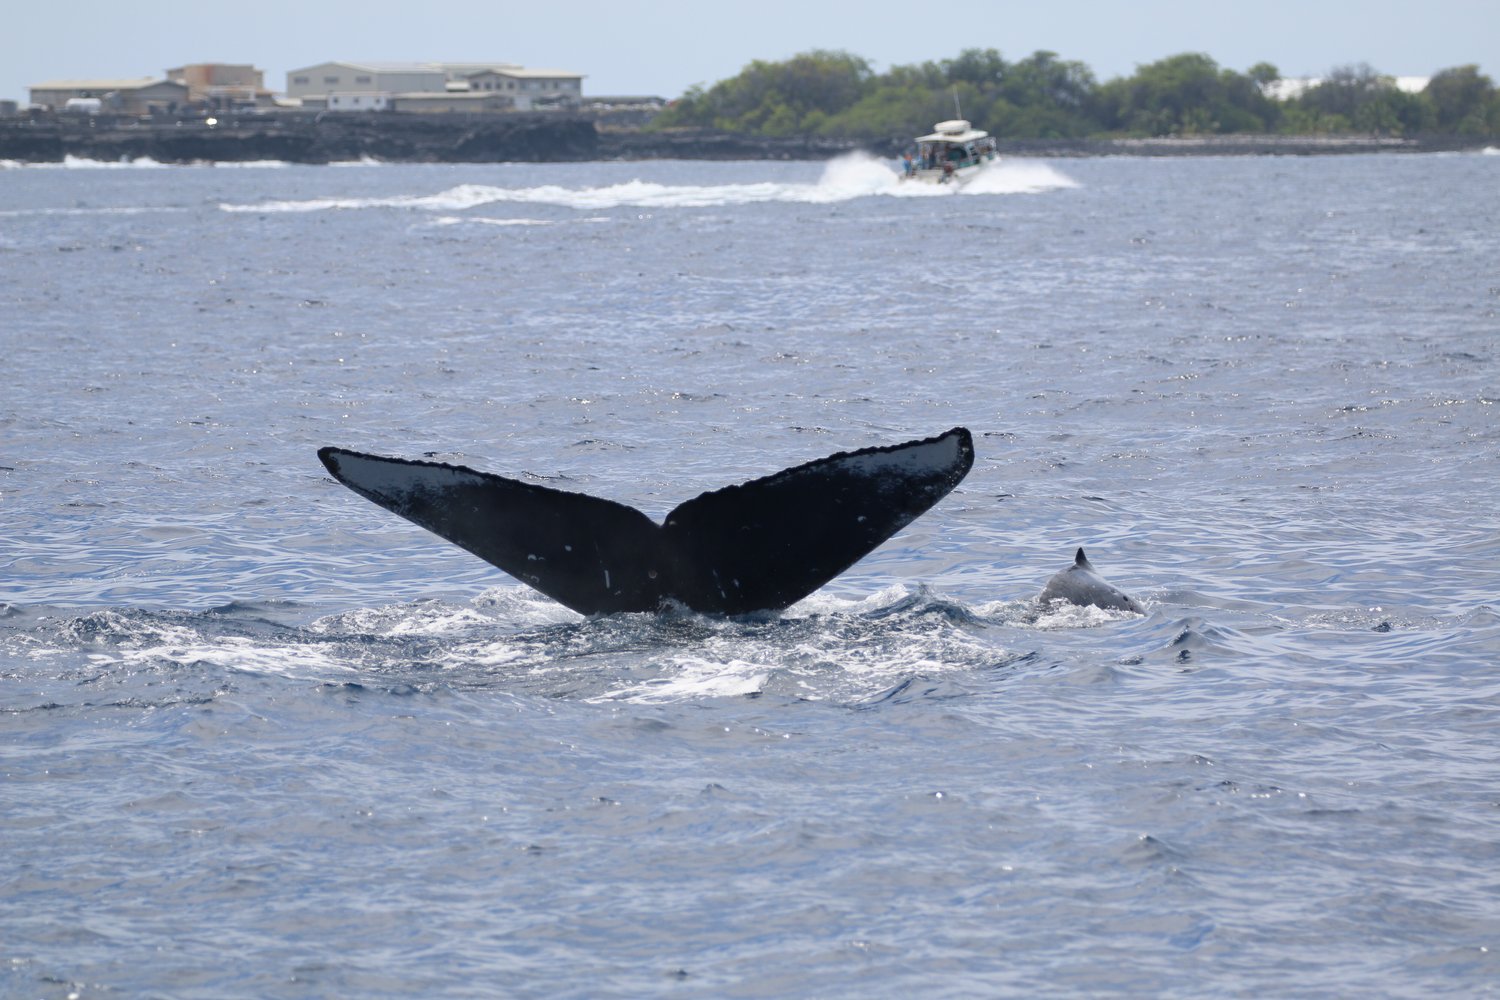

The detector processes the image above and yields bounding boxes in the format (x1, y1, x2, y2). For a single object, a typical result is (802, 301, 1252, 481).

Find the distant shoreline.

(1, 111, 1493, 165)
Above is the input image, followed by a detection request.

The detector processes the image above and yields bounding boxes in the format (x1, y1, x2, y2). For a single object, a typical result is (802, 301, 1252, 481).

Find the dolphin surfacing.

(318, 427, 974, 616)
(1038, 548, 1144, 613)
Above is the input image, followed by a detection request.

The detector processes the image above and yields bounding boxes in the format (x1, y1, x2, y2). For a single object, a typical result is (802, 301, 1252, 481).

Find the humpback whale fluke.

(318, 428, 974, 616)
(1038, 547, 1145, 613)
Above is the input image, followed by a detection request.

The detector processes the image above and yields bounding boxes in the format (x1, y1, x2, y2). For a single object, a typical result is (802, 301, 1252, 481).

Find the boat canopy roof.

(915, 119, 991, 144)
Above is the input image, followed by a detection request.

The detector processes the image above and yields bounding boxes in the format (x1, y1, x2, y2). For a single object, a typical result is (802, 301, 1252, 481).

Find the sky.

(3, 0, 1495, 105)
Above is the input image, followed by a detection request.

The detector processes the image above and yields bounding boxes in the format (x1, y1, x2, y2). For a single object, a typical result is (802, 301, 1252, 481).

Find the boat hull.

(900, 160, 994, 187)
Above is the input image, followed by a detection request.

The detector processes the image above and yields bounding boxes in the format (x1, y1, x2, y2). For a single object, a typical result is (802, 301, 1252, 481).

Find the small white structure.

(1261, 76, 1430, 101)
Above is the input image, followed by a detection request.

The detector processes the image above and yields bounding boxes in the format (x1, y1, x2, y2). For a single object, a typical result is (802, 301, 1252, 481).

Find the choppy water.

(3, 150, 1499, 997)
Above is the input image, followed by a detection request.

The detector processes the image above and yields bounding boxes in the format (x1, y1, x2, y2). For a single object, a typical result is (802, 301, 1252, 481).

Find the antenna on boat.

(952, 86, 963, 121)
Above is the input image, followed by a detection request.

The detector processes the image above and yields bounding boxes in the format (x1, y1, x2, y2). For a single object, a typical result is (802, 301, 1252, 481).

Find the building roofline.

(468, 67, 583, 79)
(286, 61, 448, 75)
(30, 77, 184, 91)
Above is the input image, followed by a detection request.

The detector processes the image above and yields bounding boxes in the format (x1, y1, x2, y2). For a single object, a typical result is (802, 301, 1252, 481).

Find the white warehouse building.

(286, 62, 445, 99)
(286, 61, 584, 111)
(464, 67, 583, 109)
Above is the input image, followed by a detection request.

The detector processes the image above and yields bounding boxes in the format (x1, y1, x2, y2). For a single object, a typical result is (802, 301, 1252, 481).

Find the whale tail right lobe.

(660, 428, 975, 613)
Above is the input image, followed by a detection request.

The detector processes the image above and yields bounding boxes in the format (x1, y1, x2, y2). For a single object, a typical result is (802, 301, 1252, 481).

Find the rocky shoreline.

(0, 111, 1491, 164)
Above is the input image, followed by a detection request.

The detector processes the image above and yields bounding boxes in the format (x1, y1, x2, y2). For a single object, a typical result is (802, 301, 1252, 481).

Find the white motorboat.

(900, 119, 999, 186)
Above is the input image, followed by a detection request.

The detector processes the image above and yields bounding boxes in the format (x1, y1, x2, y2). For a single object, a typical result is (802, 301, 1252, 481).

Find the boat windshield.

(911, 135, 998, 172)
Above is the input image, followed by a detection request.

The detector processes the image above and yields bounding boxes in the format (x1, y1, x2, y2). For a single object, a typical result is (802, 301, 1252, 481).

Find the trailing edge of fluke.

(318, 427, 975, 616)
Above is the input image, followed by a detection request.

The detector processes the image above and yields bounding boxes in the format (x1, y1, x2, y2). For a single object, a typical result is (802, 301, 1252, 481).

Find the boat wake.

(959, 160, 1082, 194)
(217, 154, 1078, 215)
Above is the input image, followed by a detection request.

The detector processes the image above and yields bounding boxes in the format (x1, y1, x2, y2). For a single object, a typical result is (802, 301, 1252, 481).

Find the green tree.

(1299, 64, 1383, 120)
(996, 51, 1100, 136)
(1296, 64, 1431, 134)
(652, 47, 1493, 141)
(1425, 65, 1496, 133)
(821, 84, 954, 139)
(1098, 53, 1275, 135)
(654, 50, 873, 133)
(942, 48, 1008, 87)
(1248, 62, 1280, 88)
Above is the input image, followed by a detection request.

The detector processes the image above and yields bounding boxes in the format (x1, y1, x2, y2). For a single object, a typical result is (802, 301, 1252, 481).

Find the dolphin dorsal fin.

(1075, 547, 1089, 567)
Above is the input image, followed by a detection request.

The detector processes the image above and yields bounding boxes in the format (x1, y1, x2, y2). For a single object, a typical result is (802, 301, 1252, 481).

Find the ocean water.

(2, 150, 1498, 997)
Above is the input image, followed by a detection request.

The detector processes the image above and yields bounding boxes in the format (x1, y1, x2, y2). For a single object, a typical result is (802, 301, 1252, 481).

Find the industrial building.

(286, 61, 584, 111)
(28, 77, 189, 115)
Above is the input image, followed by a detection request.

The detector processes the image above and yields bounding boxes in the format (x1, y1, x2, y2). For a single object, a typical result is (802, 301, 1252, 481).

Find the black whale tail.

(317, 427, 974, 616)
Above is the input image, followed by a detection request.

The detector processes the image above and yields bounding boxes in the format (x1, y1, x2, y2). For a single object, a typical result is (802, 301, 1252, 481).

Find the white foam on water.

(218, 153, 1078, 214)
(1026, 599, 1145, 630)
(204, 160, 292, 169)
(596, 657, 772, 703)
(429, 216, 557, 227)
(25, 582, 1007, 703)
(587, 582, 1010, 705)
(61, 155, 170, 169)
(427, 215, 612, 228)
(87, 631, 359, 680)
(470, 584, 588, 624)
(0, 205, 190, 218)
(960, 160, 1081, 195)
(2, 155, 293, 170)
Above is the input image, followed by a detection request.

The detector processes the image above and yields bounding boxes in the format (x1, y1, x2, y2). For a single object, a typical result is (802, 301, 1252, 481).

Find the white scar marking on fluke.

(334, 451, 486, 497)
(836, 436, 960, 477)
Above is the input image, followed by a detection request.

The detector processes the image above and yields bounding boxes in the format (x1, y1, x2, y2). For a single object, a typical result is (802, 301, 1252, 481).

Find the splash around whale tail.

(317, 428, 974, 616)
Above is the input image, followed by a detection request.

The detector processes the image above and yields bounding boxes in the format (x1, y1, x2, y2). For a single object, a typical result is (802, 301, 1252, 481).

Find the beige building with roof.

(166, 63, 272, 107)
(29, 78, 189, 114)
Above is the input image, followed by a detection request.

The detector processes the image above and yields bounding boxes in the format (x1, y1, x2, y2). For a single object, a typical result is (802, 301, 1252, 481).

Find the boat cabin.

(904, 119, 999, 181)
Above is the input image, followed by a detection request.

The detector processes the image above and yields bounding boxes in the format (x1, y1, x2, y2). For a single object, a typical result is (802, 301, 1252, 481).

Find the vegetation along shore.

(3, 49, 1496, 164)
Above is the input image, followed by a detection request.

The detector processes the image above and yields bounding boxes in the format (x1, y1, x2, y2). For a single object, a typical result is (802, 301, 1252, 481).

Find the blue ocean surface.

(2, 149, 1499, 997)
